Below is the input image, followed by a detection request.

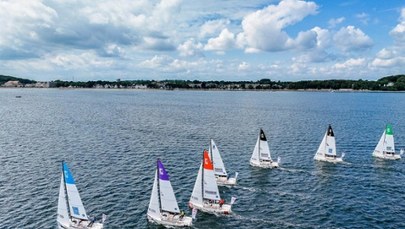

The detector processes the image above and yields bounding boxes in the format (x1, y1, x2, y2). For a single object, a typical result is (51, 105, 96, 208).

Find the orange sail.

(203, 150, 214, 170)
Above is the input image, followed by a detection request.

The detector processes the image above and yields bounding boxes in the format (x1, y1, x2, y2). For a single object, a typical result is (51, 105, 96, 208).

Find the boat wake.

(237, 185, 310, 199)
(228, 213, 314, 228)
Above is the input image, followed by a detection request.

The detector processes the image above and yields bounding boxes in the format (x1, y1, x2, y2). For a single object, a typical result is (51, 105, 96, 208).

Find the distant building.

(3, 80, 21, 87)
(134, 84, 147, 89)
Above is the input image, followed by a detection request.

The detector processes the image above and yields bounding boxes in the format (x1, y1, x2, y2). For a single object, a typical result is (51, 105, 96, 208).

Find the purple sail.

(157, 160, 170, 181)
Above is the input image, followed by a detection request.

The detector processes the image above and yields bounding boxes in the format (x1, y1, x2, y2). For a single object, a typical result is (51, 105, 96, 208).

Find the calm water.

(1, 89, 405, 229)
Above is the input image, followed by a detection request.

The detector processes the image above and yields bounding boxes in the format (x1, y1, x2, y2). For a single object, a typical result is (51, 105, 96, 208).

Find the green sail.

(386, 124, 393, 135)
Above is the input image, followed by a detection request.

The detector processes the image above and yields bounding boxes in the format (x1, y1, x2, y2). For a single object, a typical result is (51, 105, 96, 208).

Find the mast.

(210, 140, 213, 164)
(201, 150, 204, 201)
(258, 129, 261, 162)
(156, 159, 162, 213)
(324, 126, 327, 153)
(62, 161, 72, 220)
(383, 125, 388, 153)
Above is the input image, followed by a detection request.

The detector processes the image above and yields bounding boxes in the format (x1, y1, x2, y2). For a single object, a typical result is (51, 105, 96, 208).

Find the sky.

(0, 0, 404, 81)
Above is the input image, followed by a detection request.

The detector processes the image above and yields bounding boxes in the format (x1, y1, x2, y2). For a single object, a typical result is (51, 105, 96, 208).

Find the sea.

(1, 89, 405, 229)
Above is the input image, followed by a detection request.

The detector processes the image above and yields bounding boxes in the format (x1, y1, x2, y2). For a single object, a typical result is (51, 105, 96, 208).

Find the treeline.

(51, 75, 405, 91)
(3, 74, 405, 91)
(0, 75, 36, 85)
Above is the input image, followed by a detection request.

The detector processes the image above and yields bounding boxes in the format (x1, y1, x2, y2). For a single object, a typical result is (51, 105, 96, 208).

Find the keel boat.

(147, 159, 193, 227)
(189, 150, 234, 214)
(209, 139, 238, 186)
(57, 162, 105, 229)
(314, 125, 344, 163)
(250, 129, 280, 168)
(372, 124, 402, 160)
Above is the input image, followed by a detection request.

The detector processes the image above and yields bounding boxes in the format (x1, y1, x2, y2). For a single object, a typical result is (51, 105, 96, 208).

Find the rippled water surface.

(1, 89, 405, 229)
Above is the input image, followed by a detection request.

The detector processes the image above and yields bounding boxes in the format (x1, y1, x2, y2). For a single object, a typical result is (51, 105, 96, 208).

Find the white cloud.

(199, 19, 230, 38)
(356, 12, 370, 25)
(142, 36, 175, 51)
(49, 52, 114, 68)
(371, 57, 405, 68)
(177, 39, 203, 57)
(292, 27, 333, 63)
(333, 26, 373, 52)
(334, 58, 366, 69)
(237, 0, 318, 52)
(0, 0, 57, 58)
(371, 48, 405, 68)
(150, 0, 182, 30)
(328, 17, 345, 28)
(238, 62, 249, 71)
(204, 29, 236, 52)
(139, 55, 173, 68)
(389, 8, 405, 43)
(294, 30, 318, 50)
(370, 9, 405, 70)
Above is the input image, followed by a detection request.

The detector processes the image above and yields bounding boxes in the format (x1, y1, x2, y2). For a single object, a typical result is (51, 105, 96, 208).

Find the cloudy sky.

(1, 0, 404, 81)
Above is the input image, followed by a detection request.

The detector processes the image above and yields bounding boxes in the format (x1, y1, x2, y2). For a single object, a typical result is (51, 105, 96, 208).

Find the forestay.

(57, 175, 70, 226)
(147, 171, 160, 219)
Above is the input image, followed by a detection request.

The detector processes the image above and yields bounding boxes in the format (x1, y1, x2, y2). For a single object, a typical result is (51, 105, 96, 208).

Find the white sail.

(316, 133, 327, 156)
(316, 125, 336, 157)
(157, 160, 180, 214)
(190, 164, 203, 205)
(385, 131, 395, 153)
(375, 124, 395, 153)
(147, 171, 160, 219)
(57, 174, 70, 226)
(251, 129, 272, 162)
(63, 162, 88, 220)
(209, 139, 227, 177)
(250, 135, 260, 163)
(202, 150, 221, 201)
(374, 131, 386, 153)
(325, 135, 336, 156)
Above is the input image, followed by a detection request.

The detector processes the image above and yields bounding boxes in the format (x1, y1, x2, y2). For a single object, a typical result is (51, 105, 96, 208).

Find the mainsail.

(202, 150, 220, 201)
(148, 160, 180, 218)
(157, 160, 180, 214)
(62, 162, 88, 220)
(209, 139, 227, 177)
(251, 129, 272, 162)
(316, 125, 336, 157)
(375, 124, 395, 153)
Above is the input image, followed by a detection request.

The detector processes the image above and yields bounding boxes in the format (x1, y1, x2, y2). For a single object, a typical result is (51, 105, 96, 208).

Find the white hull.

(372, 151, 401, 160)
(147, 214, 192, 227)
(188, 202, 232, 215)
(216, 176, 237, 186)
(250, 160, 279, 168)
(58, 220, 103, 229)
(314, 154, 343, 163)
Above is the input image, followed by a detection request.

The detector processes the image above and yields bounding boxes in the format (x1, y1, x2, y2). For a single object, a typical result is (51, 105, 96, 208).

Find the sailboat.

(314, 124, 344, 163)
(250, 129, 280, 168)
(372, 124, 402, 160)
(209, 139, 238, 186)
(147, 159, 193, 227)
(189, 149, 233, 214)
(57, 162, 105, 229)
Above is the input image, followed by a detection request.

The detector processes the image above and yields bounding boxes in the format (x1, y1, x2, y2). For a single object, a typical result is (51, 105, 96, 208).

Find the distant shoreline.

(2, 74, 405, 91)
(2, 87, 405, 93)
